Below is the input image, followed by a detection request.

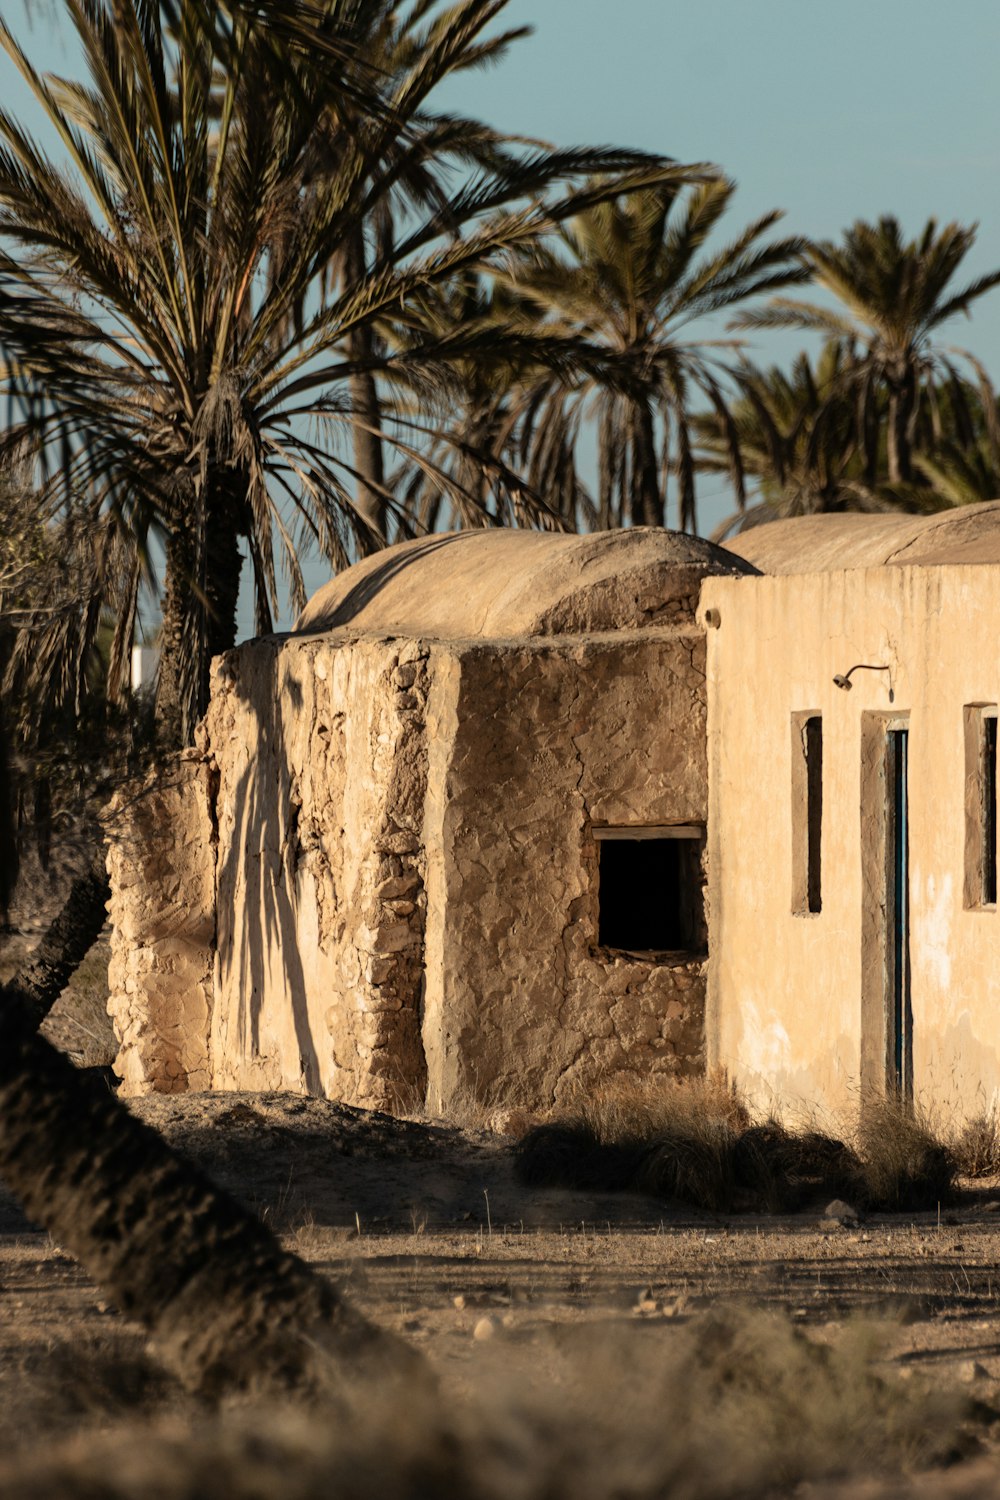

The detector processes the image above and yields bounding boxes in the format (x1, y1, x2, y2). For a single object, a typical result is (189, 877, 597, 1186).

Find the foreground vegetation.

(0, 1304, 977, 1500)
(517, 1076, 989, 1215)
(0, 1077, 998, 1500)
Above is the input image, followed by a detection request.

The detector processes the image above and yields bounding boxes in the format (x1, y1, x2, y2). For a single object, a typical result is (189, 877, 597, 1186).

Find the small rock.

(473, 1317, 495, 1342)
(982, 1201, 1000, 1214)
(501, 1311, 516, 1329)
(453, 1294, 466, 1311)
(822, 1199, 859, 1226)
(960, 1360, 990, 1384)
(488, 1107, 536, 1138)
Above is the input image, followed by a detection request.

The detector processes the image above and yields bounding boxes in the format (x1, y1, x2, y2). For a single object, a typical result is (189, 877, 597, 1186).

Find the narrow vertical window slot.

(984, 714, 997, 907)
(791, 712, 823, 915)
(964, 705, 998, 910)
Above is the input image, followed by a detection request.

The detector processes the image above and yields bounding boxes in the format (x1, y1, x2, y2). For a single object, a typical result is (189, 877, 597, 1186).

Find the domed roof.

(725, 501, 1000, 574)
(295, 527, 757, 639)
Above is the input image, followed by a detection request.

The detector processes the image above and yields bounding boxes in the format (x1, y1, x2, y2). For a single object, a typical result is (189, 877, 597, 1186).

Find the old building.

(705, 502, 1000, 1127)
(107, 528, 752, 1112)
(106, 504, 1000, 1125)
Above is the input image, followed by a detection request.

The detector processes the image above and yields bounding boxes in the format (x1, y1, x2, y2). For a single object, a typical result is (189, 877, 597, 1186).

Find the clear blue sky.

(5, 0, 1000, 633)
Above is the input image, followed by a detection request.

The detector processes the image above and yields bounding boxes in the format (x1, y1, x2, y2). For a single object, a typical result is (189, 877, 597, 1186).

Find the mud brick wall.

(105, 752, 215, 1094)
(421, 631, 708, 1112)
(206, 633, 429, 1109)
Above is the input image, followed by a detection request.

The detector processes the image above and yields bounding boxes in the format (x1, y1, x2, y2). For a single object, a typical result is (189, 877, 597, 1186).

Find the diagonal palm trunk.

(0, 822, 415, 1398)
(3, 846, 109, 1029)
(0, 988, 413, 1398)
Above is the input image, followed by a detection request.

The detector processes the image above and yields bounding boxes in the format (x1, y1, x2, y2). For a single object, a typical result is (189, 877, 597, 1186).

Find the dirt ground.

(5, 1091, 1000, 1495)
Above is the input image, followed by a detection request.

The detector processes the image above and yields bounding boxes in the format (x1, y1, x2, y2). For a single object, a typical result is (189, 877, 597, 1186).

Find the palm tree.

(913, 372, 1000, 507)
(0, 0, 675, 749)
(692, 344, 947, 527)
(694, 347, 859, 523)
(0, 967, 413, 1397)
(320, 0, 535, 536)
(733, 216, 1000, 488)
(487, 177, 809, 533)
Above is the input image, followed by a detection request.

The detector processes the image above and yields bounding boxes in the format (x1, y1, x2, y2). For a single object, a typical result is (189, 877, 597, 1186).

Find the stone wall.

(106, 624, 711, 1113)
(205, 632, 430, 1109)
(105, 752, 215, 1094)
(421, 631, 708, 1111)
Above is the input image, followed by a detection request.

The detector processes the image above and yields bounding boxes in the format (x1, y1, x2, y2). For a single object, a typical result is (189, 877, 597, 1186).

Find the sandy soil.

(4, 1090, 1000, 1496)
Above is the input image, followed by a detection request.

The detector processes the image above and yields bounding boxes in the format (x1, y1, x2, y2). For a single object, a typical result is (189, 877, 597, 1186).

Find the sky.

(4, 0, 1000, 635)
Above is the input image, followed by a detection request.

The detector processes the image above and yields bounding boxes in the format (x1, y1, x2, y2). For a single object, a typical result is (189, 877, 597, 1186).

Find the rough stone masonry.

(105, 527, 754, 1115)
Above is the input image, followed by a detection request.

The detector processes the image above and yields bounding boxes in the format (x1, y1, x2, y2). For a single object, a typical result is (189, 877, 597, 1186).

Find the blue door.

(886, 728, 912, 1096)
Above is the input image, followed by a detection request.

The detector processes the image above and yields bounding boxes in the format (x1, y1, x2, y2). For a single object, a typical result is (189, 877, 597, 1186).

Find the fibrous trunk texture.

(155, 474, 247, 751)
(633, 399, 663, 528)
(2, 846, 109, 1027)
(887, 373, 917, 485)
(0, 993, 413, 1399)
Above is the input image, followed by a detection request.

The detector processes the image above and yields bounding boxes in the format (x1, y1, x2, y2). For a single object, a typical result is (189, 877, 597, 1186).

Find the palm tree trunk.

(3, 845, 108, 1028)
(154, 474, 246, 752)
(345, 226, 387, 539)
(205, 473, 246, 661)
(633, 400, 663, 527)
(887, 373, 917, 485)
(155, 513, 200, 753)
(0, 631, 17, 924)
(0, 992, 413, 1399)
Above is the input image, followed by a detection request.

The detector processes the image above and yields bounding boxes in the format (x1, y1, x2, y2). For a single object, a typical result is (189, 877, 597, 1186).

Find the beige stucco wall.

(702, 565, 1000, 1129)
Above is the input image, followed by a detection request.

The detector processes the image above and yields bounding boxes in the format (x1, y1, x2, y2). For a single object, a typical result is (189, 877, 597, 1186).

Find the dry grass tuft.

(0, 1310, 972, 1500)
(572, 1072, 751, 1142)
(516, 1075, 957, 1215)
(950, 1110, 1000, 1180)
(854, 1094, 955, 1211)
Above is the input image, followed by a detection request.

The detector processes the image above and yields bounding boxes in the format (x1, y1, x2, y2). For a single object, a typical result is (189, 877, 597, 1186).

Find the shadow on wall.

(215, 654, 322, 1094)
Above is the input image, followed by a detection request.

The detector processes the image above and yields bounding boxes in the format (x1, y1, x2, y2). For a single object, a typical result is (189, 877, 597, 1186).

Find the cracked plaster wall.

(107, 624, 710, 1113)
(206, 633, 430, 1109)
(105, 752, 215, 1094)
(421, 631, 708, 1112)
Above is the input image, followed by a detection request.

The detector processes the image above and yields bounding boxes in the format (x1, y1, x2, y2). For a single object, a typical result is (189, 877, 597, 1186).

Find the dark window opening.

(965, 706, 998, 910)
(985, 715, 997, 906)
(791, 712, 823, 915)
(805, 716, 823, 914)
(597, 833, 703, 953)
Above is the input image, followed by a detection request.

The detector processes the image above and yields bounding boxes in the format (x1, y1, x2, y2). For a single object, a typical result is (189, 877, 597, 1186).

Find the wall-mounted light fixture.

(832, 663, 894, 703)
